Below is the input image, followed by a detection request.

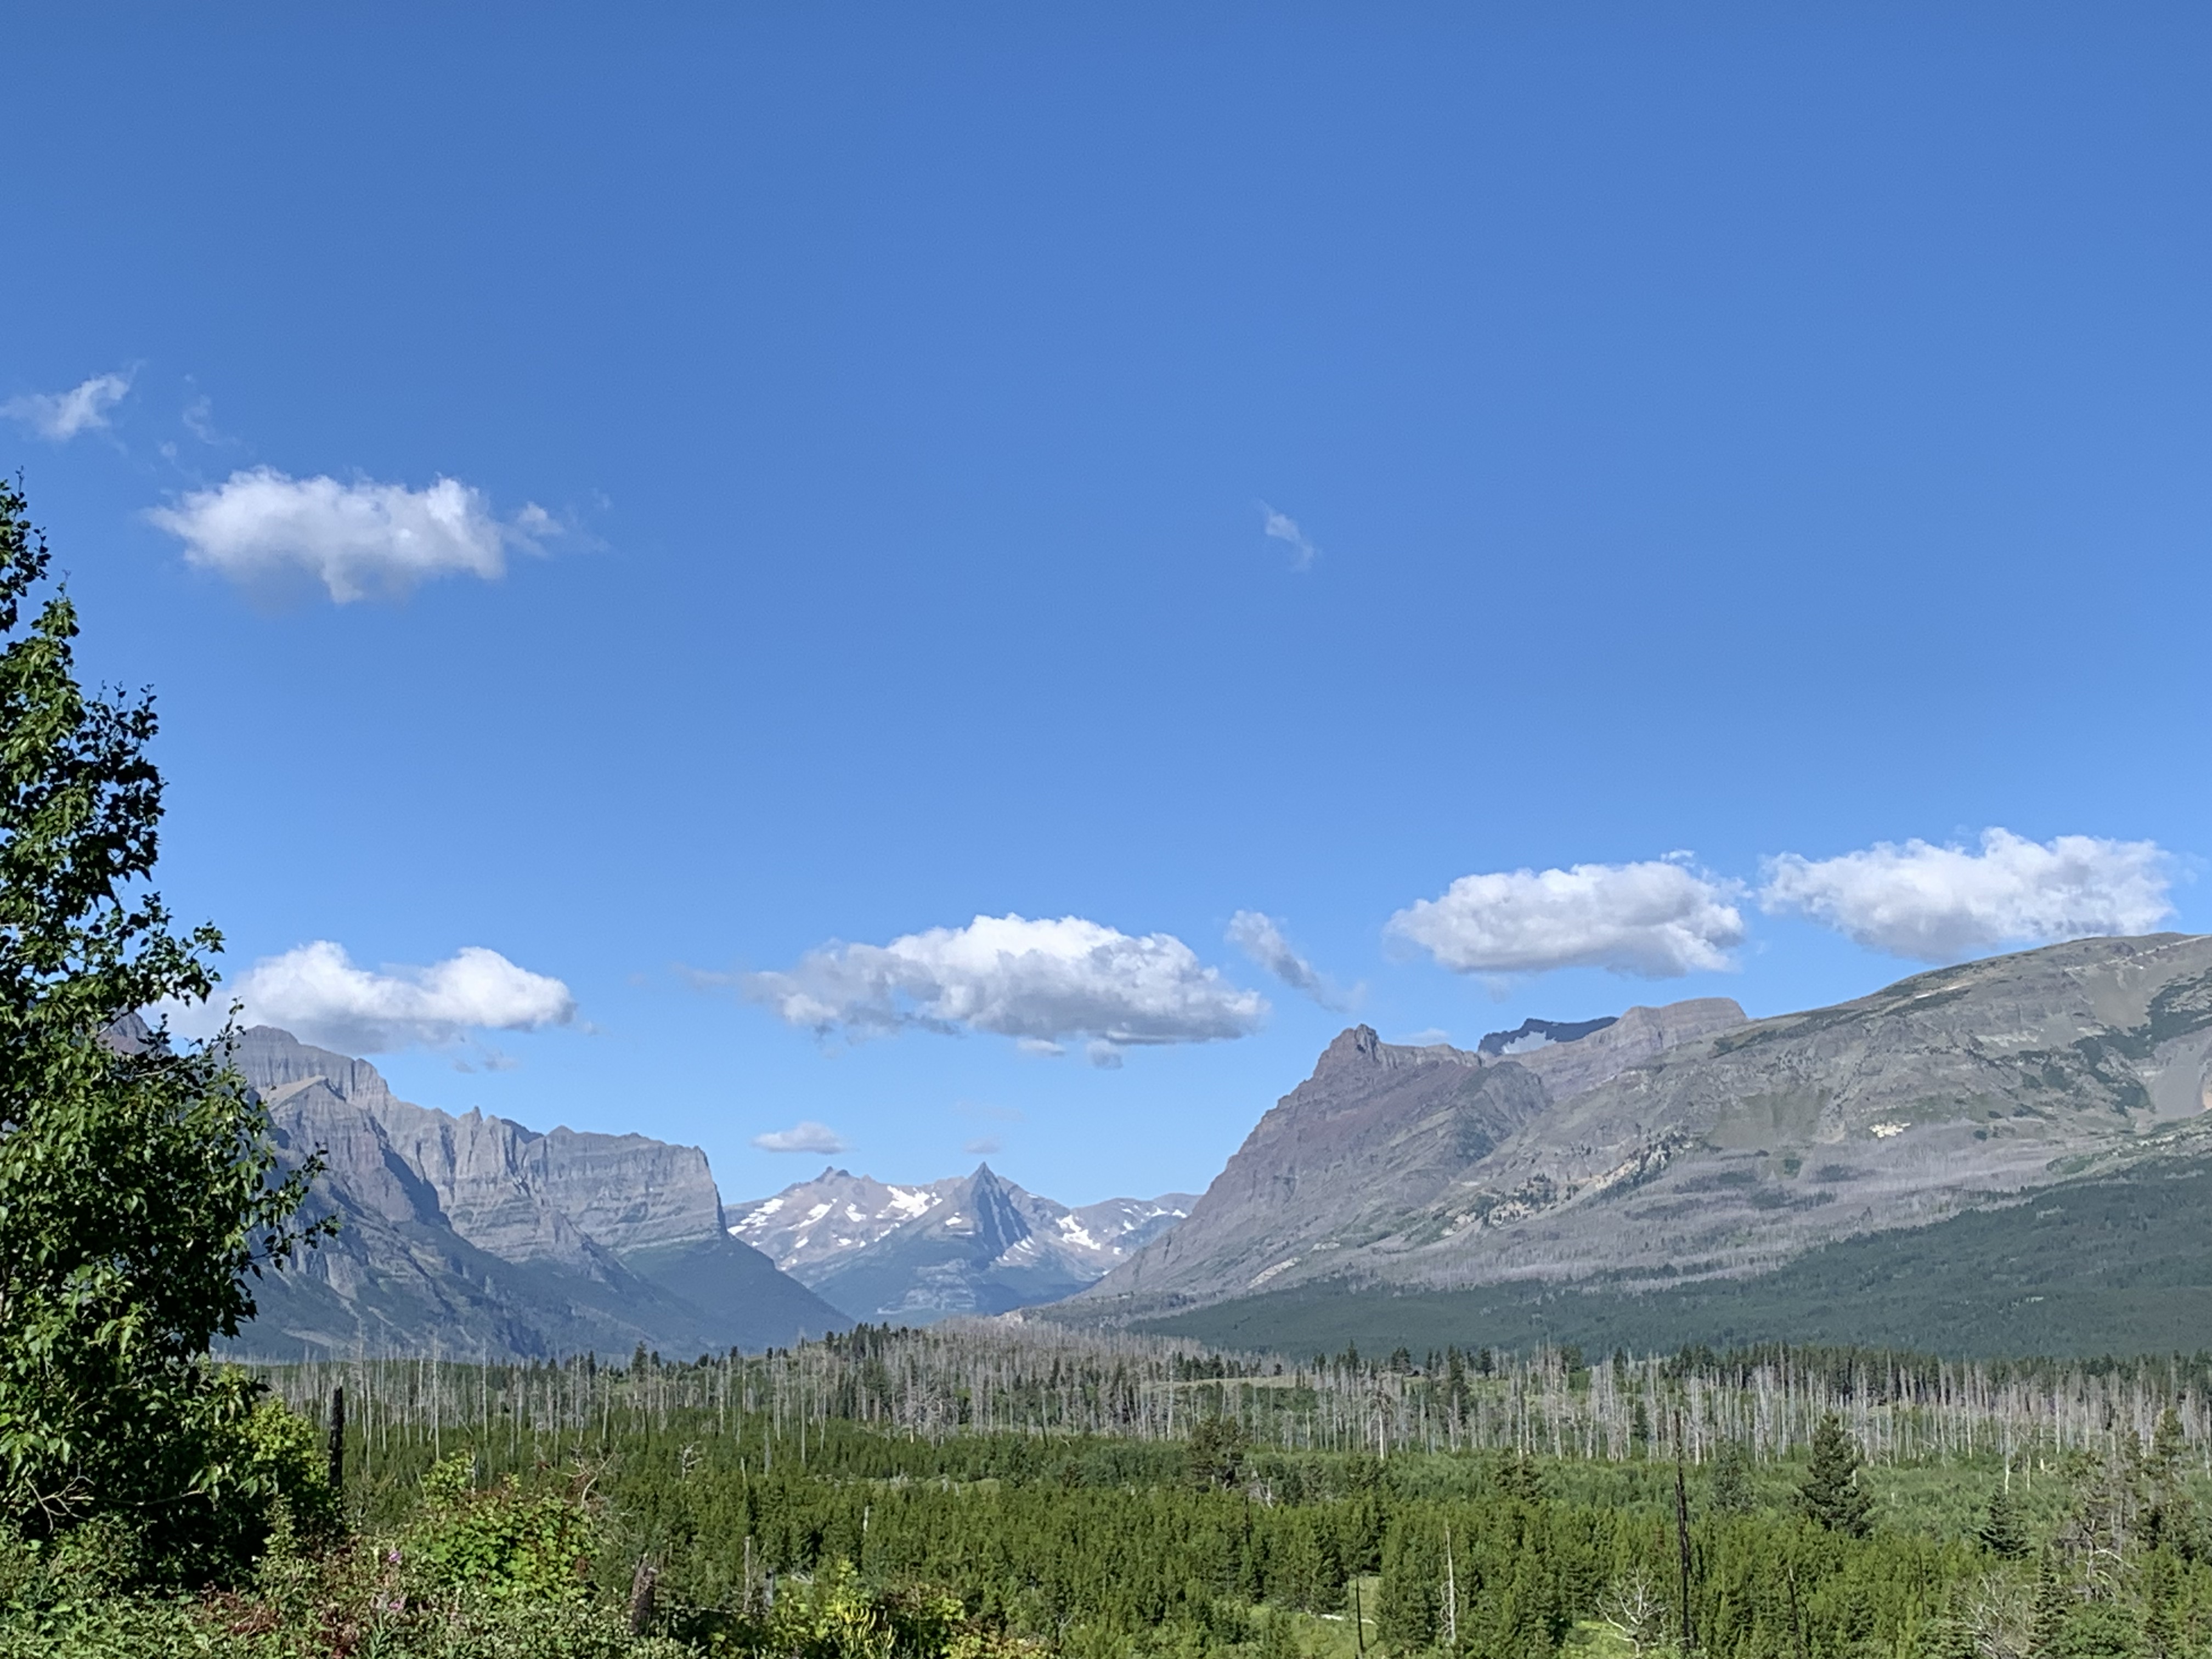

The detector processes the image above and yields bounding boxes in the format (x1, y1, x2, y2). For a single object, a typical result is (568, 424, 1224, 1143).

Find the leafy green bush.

(410, 1452, 598, 1602)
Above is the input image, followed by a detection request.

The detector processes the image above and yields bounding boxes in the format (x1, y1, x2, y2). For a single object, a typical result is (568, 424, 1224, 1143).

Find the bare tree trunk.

(326, 1385, 346, 1496)
(1674, 1413, 1696, 1653)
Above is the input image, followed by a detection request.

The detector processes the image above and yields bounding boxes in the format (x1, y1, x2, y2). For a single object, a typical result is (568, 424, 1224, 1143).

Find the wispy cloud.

(1227, 910, 1352, 1010)
(146, 468, 552, 603)
(4, 372, 132, 441)
(1259, 502, 1320, 571)
(1388, 857, 1746, 978)
(1761, 829, 2174, 961)
(962, 1136, 1002, 1157)
(181, 394, 221, 444)
(167, 940, 577, 1054)
(754, 1120, 851, 1155)
(742, 912, 1268, 1055)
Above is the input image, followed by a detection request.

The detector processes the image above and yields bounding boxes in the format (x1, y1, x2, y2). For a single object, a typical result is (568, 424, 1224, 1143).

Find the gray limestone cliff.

(1076, 936, 2212, 1321)
(227, 1026, 845, 1358)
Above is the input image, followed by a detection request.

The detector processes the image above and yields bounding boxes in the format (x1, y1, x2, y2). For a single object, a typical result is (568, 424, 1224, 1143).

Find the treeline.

(218, 1354, 2212, 1659)
(253, 1321, 2212, 1478)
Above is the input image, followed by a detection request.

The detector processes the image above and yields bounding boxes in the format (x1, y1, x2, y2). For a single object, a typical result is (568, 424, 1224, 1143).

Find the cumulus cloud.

(1259, 503, 1320, 571)
(1760, 828, 2174, 961)
(1227, 910, 1351, 1009)
(754, 1120, 851, 1155)
(1387, 859, 1747, 978)
(146, 468, 551, 603)
(746, 912, 1268, 1052)
(174, 940, 577, 1053)
(4, 373, 132, 440)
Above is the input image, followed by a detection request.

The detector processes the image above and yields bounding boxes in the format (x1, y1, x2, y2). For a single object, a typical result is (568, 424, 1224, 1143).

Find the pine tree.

(2030, 1555, 2073, 1659)
(1798, 1413, 1873, 1537)
(1494, 1451, 1546, 1504)
(1710, 1439, 1754, 1514)
(1982, 1485, 2031, 1559)
(1187, 1413, 1249, 1489)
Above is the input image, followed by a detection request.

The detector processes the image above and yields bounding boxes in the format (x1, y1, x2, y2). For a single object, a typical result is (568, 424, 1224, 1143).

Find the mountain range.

(225, 1026, 848, 1359)
(1069, 932, 2212, 1356)
(727, 1167, 1193, 1323)
(222, 931, 2212, 1360)
(220, 1024, 1190, 1356)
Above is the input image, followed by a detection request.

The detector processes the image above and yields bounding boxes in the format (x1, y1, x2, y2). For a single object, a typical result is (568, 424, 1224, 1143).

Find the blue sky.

(6, 4, 2206, 1206)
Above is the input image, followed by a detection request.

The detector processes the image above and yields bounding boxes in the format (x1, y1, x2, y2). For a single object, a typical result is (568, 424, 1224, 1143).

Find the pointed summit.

(1317, 1025, 1384, 1073)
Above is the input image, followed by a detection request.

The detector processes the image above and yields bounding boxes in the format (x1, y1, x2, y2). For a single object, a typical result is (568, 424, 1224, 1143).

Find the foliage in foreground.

(0, 478, 325, 1582)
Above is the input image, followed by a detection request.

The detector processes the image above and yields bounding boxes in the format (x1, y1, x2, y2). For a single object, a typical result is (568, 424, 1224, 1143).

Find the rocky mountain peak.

(735, 1163, 1197, 1324)
(220, 1025, 843, 1358)
(1322, 1025, 1384, 1068)
(1076, 938, 2212, 1324)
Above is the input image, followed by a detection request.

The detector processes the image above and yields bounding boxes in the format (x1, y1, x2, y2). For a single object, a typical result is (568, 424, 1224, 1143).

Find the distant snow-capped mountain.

(730, 1169, 967, 1274)
(729, 1165, 1195, 1323)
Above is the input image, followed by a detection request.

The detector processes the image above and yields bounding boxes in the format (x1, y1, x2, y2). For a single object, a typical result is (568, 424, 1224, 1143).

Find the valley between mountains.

(229, 932, 2212, 1361)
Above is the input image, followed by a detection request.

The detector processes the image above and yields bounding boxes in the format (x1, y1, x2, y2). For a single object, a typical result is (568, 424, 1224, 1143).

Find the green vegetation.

(0, 480, 325, 1584)
(13, 1342, 2212, 1659)
(1797, 1416, 1872, 1539)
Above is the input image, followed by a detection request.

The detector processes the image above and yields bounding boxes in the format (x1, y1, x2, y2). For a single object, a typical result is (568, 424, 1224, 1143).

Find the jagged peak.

(1318, 1025, 1384, 1070)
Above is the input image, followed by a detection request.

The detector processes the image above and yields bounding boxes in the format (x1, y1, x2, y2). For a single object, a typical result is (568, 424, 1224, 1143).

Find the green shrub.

(410, 1452, 597, 1602)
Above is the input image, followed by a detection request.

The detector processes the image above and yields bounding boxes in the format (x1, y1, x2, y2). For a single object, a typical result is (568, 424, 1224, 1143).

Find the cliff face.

(1082, 997, 1745, 1310)
(226, 1027, 845, 1358)
(1078, 936, 2212, 1322)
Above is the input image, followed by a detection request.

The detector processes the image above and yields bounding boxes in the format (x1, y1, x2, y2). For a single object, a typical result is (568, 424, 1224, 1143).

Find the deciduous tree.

(0, 479, 324, 1577)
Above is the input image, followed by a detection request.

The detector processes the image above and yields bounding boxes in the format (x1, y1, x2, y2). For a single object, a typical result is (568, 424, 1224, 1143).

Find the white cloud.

(1760, 828, 2174, 961)
(1227, 910, 1351, 1009)
(754, 1120, 850, 1155)
(1387, 859, 1747, 978)
(1260, 503, 1320, 571)
(182, 395, 220, 444)
(146, 468, 551, 603)
(4, 373, 132, 440)
(962, 1136, 1002, 1157)
(747, 912, 1268, 1051)
(176, 940, 577, 1053)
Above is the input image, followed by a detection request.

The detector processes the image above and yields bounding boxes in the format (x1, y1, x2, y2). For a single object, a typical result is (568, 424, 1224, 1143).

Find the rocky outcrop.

(1076, 938, 2212, 1321)
(227, 1027, 846, 1358)
(1082, 998, 1744, 1311)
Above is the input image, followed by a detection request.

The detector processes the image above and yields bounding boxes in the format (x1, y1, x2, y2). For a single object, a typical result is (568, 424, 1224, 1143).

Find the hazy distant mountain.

(1073, 934, 2212, 1350)
(227, 1027, 846, 1359)
(731, 1169, 969, 1274)
(730, 1165, 1194, 1324)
